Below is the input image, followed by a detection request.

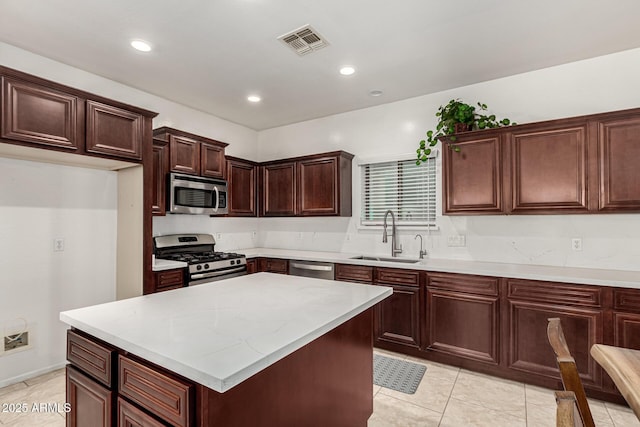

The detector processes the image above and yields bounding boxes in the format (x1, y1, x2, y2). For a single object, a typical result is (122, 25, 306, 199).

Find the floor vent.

(278, 25, 329, 56)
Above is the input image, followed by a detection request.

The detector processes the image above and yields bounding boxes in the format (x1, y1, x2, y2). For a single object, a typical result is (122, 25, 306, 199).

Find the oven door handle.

(191, 265, 246, 280)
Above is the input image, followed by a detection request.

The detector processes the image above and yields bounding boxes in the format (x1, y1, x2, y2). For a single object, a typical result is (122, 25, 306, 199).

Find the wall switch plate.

(571, 238, 583, 251)
(53, 238, 64, 252)
(447, 235, 466, 247)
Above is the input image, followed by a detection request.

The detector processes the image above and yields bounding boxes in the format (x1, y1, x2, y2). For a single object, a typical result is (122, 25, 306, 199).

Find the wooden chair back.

(555, 391, 586, 427)
(547, 318, 595, 427)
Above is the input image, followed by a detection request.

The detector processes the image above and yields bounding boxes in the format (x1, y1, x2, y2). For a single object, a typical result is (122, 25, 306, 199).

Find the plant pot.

(454, 123, 472, 133)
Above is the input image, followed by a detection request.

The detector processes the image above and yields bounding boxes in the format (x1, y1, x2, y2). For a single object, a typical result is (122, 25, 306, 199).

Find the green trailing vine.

(416, 99, 515, 164)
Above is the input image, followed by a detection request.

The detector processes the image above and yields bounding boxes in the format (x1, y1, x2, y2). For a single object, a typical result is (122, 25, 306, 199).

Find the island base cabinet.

(195, 309, 374, 427)
(66, 366, 113, 427)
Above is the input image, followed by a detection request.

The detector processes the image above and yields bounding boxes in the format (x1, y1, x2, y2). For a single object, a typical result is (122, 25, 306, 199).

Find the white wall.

(0, 158, 117, 387)
(257, 48, 640, 271)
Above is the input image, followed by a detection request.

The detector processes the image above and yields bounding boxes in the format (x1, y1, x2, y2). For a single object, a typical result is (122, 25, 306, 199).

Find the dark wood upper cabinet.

(443, 133, 503, 214)
(85, 100, 144, 161)
(597, 116, 640, 211)
(443, 108, 640, 215)
(201, 142, 225, 178)
(152, 138, 168, 216)
(1, 76, 82, 151)
(298, 152, 353, 216)
(226, 156, 257, 217)
(153, 127, 228, 177)
(262, 161, 297, 216)
(261, 151, 353, 217)
(508, 123, 589, 213)
(168, 135, 200, 175)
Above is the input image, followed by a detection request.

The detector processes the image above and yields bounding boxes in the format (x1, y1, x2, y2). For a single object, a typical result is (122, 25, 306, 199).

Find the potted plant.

(416, 99, 514, 164)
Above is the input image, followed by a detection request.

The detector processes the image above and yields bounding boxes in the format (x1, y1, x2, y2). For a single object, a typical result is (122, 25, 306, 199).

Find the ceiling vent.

(278, 25, 329, 56)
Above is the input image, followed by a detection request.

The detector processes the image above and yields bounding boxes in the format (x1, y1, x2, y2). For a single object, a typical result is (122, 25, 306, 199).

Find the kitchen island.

(60, 273, 391, 427)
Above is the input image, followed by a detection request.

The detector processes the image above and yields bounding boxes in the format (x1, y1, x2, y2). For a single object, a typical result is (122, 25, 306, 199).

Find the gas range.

(154, 234, 247, 285)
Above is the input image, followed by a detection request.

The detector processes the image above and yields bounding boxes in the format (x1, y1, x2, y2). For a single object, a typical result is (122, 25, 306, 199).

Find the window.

(360, 157, 437, 227)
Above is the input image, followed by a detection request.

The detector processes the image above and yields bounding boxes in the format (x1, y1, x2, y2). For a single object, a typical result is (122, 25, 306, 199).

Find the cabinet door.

(262, 162, 296, 216)
(246, 259, 258, 274)
(509, 124, 589, 212)
(506, 279, 604, 387)
(443, 133, 503, 214)
(152, 139, 168, 215)
(227, 158, 257, 216)
(66, 365, 113, 427)
(298, 156, 339, 215)
(598, 116, 640, 211)
(86, 100, 143, 160)
(200, 142, 225, 178)
(169, 135, 200, 175)
(375, 284, 421, 349)
(118, 397, 165, 427)
(426, 273, 500, 364)
(1, 76, 81, 150)
(613, 289, 640, 349)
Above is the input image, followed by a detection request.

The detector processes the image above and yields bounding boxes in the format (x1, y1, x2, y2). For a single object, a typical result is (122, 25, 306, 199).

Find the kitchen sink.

(350, 255, 421, 264)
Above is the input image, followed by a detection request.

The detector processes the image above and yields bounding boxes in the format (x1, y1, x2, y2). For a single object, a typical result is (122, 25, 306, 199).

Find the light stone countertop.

(152, 258, 188, 271)
(238, 248, 640, 289)
(60, 273, 391, 393)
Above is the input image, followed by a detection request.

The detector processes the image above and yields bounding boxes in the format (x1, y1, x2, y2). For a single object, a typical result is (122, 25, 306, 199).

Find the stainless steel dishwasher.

(288, 260, 335, 280)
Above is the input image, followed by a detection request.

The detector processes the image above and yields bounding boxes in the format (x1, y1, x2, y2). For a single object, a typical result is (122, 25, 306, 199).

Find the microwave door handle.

(213, 186, 219, 212)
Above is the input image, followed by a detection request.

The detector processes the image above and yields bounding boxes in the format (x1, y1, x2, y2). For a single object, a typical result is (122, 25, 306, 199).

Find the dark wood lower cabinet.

(425, 273, 500, 365)
(375, 284, 421, 349)
(257, 257, 288, 274)
(246, 259, 257, 274)
(66, 365, 113, 427)
(148, 268, 184, 294)
(117, 397, 165, 427)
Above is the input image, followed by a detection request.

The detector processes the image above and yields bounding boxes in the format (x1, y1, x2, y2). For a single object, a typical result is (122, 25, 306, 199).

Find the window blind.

(360, 157, 436, 226)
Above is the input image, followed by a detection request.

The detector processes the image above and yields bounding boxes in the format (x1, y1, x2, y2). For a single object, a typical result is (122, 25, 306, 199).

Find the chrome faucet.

(382, 210, 403, 257)
(415, 234, 427, 259)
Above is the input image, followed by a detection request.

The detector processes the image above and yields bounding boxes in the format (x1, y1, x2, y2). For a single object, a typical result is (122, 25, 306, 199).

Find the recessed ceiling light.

(247, 95, 261, 103)
(339, 66, 355, 76)
(369, 90, 383, 97)
(130, 40, 152, 52)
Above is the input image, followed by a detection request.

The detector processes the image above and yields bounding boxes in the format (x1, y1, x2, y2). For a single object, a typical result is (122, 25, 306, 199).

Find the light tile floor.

(0, 351, 638, 426)
(369, 349, 640, 427)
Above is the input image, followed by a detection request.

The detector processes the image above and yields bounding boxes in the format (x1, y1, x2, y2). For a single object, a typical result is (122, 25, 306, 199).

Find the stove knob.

(230, 260, 236, 265)
(204, 264, 210, 270)
(196, 265, 202, 271)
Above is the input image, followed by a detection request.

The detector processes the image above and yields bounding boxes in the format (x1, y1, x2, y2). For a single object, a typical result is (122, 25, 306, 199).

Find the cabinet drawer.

(428, 272, 499, 296)
(335, 264, 373, 283)
(119, 355, 193, 427)
(155, 269, 184, 291)
(118, 397, 165, 427)
(259, 258, 288, 273)
(67, 329, 116, 388)
(614, 288, 640, 313)
(375, 268, 420, 287)
(507, 279, 602, 308)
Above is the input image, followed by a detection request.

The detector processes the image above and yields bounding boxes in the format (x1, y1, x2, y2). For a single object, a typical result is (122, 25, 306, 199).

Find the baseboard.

(0, 362, 68, 389)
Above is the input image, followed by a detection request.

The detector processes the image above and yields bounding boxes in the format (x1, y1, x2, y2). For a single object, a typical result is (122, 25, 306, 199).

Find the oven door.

(189, 265, 247, 285)
(169, 173, 228, 215)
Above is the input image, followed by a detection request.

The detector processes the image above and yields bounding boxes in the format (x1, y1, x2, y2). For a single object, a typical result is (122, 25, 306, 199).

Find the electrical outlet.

(447, 235, 466, 247)
(53, 238, 64, 252)
(4, 331, 29, 352)
(251, 231, 257, 238)
(571, 238, 583, 251)
(215, 233, 222, 240)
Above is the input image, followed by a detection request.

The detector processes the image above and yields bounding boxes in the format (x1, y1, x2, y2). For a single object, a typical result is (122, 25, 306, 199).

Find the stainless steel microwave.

(168, 173, 228, 215)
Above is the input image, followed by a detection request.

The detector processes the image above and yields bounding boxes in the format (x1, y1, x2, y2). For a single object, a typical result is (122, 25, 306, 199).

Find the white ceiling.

(2, 0, 640, 130)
